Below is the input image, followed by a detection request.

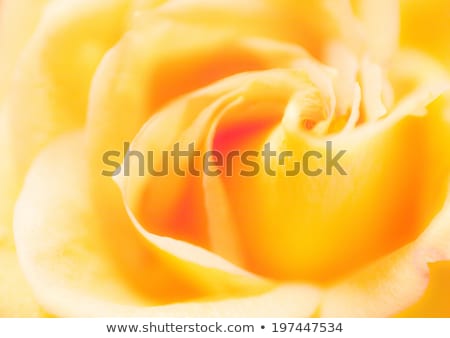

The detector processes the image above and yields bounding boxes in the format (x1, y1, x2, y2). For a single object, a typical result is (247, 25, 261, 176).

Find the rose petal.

(5, 0, 131, 181)
(33, 283, 321, 317)
(389, 49, 450, 101)
(351, 0, 400, 63)
(14, 131, 322, 316)
(85, 33, 316, 252)
(116, 68, 332, 265)
(210, 81, 450, 282)
(151, 0, 363, 57)
(0, 249, 45, 317)
(90, 37, 326, 255)
(0, 0, 50, 100)
(86, 0, 365, 174)
(320, 185, 450, 317)
(117, 55, 450, 284)
(0, 110, 45, 317)
(400, 0, 450, 71)
(396, 261, 450, 317)
(86, 24, 315, 178)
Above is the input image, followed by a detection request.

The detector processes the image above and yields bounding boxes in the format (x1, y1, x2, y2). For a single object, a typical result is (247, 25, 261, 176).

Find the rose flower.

(0, 0, 449, 317)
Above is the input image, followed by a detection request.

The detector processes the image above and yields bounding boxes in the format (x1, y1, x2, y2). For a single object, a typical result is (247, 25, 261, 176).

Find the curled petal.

(211, 82, 449, 282)
(5, 0, 131, 181)
(14, 131, 322, 316)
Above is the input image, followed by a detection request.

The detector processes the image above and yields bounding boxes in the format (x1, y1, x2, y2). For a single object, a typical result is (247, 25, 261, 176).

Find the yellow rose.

(0, 0, 449, 317)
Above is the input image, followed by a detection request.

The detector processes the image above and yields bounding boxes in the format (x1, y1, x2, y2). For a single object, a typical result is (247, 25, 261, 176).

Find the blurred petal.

(0, 0, 50, 100)
(0, 249, 44, 317)
(1, 2, 133, 316)
(86, 0, 364, 176)
(396, 261, 450, 317)
(14, 131, 322, 316)
(0, 111, 44, 317)
(321, 186, 450, 317)
(149, 0, 363, 57)
(351, 0, 399, 63)
(400, 0, 450, 71)
(5, 0, 131, 182)
(389, 49, 450, 103)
